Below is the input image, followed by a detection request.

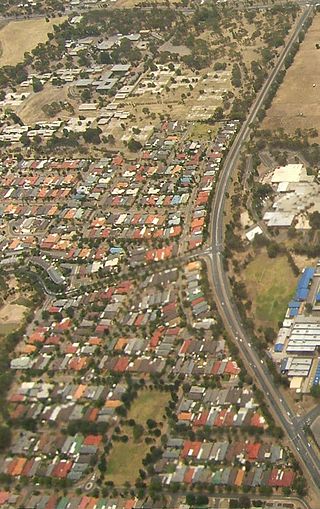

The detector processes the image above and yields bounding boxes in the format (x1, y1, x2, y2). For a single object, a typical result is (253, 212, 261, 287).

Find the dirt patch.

(0, 303, 26, 324)
(263, 14, 320, 139)
(0, 17, 66, 67)
(292, 254, 318, 271)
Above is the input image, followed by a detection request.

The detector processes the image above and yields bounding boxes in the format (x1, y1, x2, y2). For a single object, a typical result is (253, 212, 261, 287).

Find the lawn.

(0, 17, 66, 66)
(106, 389, 170, 485)
(244, 250, 297, 328)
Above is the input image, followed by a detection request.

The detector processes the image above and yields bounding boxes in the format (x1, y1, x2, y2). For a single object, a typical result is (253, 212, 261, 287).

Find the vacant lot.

(189, 122, 219, 141)
(263, 14, 320, 138)
(244, 251, 297, 328)
(0, 17, 66, 67)
(106, 389, 169, 484)
(0, 303, 27, 335)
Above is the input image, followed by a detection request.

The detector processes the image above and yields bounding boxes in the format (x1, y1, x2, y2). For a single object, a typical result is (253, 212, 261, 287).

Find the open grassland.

(106, 389, 169, 484)
(244, 250, 297, 328)
(0, 17, 66, 67)
(262, 14, 320, 138)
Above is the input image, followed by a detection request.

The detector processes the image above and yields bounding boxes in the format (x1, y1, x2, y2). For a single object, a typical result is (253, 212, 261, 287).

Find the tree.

(238, 496, 251, 508)
(0, 426, 11, 451)
(83, 127, 102, 144)
(98, 454, 107, 473)
(186, 493, 195, 506)
(32, 77, 43, 93)
(107, 134, 115, 145)
(310, 384, 320, 399)
(128, 138, 142, 152)
(309, 211, 320, 229)
(214, 106, 224, 120)
(20, 133, 30, 147)
(81, 88, 91, 102)
(146, 419, 157, 429)
(264, 327, 276, 343)
(267, 242, 280, 258)
(133, 424, 144, 441)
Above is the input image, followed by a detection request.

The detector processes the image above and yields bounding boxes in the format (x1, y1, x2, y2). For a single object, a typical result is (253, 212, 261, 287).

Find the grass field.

(128, 390, 169, 423)
(0, 17, 66, 67)
(244, 250, 297, 328)
(106, 389, 169, 484)
(262, 14, 320, 139)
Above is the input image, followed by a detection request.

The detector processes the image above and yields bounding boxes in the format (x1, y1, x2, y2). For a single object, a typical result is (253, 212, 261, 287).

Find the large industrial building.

(272, 265, 320, 392)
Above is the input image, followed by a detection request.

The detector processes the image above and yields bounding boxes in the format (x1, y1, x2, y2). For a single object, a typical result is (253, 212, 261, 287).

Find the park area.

(262, 14, 320, 139)
(106, 389, 170, 485)
(244, 250, 297, 328)
(0, 17, 66, 67)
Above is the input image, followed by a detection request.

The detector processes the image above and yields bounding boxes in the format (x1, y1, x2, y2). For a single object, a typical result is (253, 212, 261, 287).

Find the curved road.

(208, 4, 320, 495)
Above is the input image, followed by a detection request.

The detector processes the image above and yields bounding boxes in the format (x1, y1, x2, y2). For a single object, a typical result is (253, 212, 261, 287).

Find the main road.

(207, 3, 320, 495)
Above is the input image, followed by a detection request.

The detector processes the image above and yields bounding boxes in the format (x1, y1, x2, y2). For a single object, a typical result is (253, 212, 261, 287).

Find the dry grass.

(263, 14, 320, 139)
(0, 17, 66, 67)
(0, 303, 27, 336)
(17, 84, 71, 124)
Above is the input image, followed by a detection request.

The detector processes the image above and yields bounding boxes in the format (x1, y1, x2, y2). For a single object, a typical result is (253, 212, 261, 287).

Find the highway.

(207, 3, 320, 495)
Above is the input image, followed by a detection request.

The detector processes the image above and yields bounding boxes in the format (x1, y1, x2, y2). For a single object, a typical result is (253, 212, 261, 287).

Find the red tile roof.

(246, 442, 261, 460)
(0, 492, 9, 505)
(84, 435, 102, 446)
(181, 440, 202, 459)
(114, 357, 129, 373)
(52, 460, 73, 478)
(268, 469, 295, 487)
